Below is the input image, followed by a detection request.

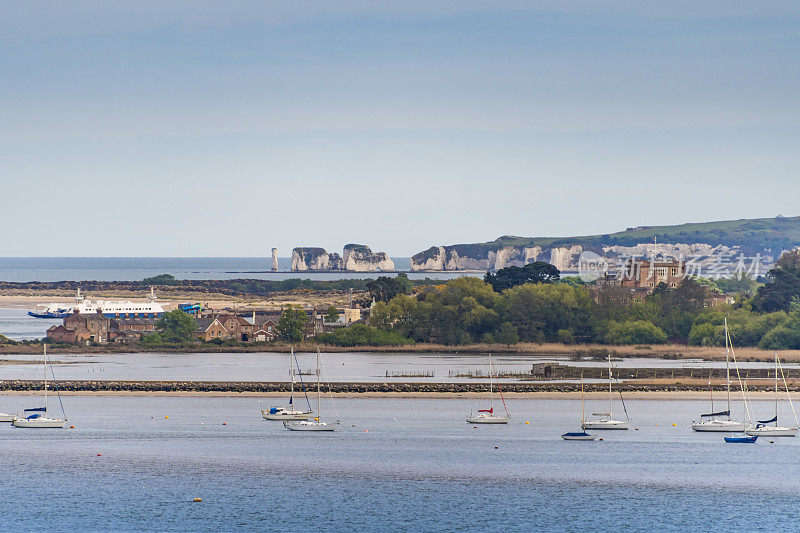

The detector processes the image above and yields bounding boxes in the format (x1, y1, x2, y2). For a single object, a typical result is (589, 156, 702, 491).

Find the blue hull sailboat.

(724, 433, 758, 443)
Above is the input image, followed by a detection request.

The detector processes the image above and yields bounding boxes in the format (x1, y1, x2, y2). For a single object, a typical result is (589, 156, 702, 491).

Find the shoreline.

(2, 380, 800, 396)
(2, 341, 799, 362)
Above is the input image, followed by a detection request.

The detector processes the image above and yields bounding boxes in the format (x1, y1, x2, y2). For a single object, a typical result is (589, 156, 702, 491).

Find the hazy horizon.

(3, 2, 800, 256)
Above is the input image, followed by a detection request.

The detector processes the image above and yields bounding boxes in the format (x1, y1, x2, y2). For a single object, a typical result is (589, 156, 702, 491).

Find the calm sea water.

(0, 396, 797, 532)
(0, 257, 474, 282)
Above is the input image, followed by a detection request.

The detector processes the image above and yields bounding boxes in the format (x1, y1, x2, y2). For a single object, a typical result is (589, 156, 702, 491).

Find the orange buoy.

(97, 454, 102, 457)
(222, 422, 227, 426)
(193, 497, 202, 503)
(70, 426, 74, 429)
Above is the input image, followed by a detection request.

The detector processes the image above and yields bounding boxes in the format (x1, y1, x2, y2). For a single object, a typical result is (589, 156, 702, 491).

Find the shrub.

(317, 324, 413, 347)
(557, 329, 576, 345)
(759, 326, 800, 350)
(605, 321, 668, 345)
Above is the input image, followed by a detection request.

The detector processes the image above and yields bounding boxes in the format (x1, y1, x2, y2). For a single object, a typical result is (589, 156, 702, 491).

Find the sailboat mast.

(290, 347, 295, 402)
(775, 352, 779, 426)
(608, 351, 613, 418)
(43, 344, 48, 414)
(316, 348, 321, 417)
(724, 318, 731, 417)
(580, 373, 586, 424)
(489, 354, 494, 411)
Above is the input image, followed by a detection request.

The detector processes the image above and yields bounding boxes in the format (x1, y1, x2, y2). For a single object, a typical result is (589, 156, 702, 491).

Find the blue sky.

(2, 2, 799, 257)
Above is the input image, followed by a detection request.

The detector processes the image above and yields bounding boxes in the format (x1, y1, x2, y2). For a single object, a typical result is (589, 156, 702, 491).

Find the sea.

(0, 396, 798, 532)
(0, 257, 475, 282)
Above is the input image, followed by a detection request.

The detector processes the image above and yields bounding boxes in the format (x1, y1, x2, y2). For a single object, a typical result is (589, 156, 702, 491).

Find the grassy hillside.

(442, 216, 800, 256)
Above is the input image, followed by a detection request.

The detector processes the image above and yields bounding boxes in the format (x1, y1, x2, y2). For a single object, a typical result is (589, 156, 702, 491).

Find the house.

(620, 258, 687, 290)
(109, 317, 160, 343)
(46, 312, 110, 344)
(195, 316, 229, 341)
(252, 316, 280, 342)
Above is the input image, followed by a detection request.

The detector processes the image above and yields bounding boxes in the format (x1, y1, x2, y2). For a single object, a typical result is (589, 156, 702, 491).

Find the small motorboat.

(724, 433, 758, 443)
(561, 432, 597, 441)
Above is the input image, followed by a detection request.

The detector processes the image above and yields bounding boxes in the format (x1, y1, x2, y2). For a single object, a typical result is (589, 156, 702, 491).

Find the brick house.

(252, 316, 280, 342)
(109, 317, 160, 343)
(620, 258, 687, 290)
(195, 317, 228, 341)
(46, 312, 110, 344)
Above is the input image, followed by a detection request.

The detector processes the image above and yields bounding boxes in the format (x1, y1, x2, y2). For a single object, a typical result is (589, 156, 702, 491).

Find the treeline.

(361, 253, 800, 350)
(0, 273, 443, 297)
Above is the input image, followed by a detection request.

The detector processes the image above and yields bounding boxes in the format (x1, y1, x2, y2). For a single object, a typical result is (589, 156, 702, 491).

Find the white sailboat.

(582, 351, 630, 430)
(466, 355, 510, 424)
(745, 353, 798, 437)
(562, 374, 597, 440)
(692, 318, 746, 432)
(13, 345, 67, 429)
(0, 411, 15, 423)
(262, 347, 312, 420)
(284, 348, 338, 432)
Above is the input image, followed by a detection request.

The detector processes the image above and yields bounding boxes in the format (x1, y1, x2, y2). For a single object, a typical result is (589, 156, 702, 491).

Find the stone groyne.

(0, 380, 797, 393)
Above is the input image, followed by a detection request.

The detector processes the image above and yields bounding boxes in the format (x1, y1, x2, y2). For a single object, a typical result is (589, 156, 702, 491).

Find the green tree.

(484, 261, 560, 292)
(156, 310, 197, 343)
(142, 273, 179, 285)
(502, 283, 593, 343)
(325, 306, 340, 323)
(495, 322, 519, 346)
(277, 305, 308, 342)
(753, 250, 800, 312)
(366, 274, 413, 303)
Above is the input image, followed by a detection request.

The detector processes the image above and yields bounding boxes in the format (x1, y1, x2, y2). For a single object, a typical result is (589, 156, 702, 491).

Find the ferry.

(74, 288, 165, 318)
(27, 289, 88, 319)
(27, 303, 73, 319)
(29, 288, 166, 319)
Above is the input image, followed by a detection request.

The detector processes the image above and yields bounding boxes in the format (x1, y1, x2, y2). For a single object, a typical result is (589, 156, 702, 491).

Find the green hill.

(413, 216, 800, 263)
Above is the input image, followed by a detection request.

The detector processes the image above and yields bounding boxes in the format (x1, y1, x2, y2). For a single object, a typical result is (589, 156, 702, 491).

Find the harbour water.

(3, 349, 800, 384)
(0, 396, 798, 532)
(0, 257, 474, 282)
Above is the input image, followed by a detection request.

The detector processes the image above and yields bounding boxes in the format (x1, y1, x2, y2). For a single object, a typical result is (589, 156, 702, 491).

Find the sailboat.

(284, 348, 338, 432)
(582, 351, 630, 430)
(466, 355, 510, 424)
(13, 345, 66, 428)
(262, 347, 312, 420)
(745, 353, 798, 437)
(562, 374, 597, 440)
(0, 409, 15, 422)
(691, 318, 746, 432)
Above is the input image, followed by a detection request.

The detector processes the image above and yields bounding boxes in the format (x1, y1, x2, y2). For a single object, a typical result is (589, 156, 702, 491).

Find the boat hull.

(283, 420, 335, 432)
(582, 420, 630, 430)
(262, 410, 312, 421)
(745, 426, 798, 437)
(28, 311, 70, 319)
(562, 432, 597, 441)
(12, 417, 66, 428)
(466, 416, 509, 424)
(691, 420, 746, 432)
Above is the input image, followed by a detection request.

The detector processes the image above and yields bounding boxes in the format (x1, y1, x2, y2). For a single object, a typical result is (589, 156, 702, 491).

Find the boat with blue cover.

(724, 433, 758, 443)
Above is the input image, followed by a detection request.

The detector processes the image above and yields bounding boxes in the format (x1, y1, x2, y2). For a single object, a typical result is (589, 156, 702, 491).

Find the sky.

(1, 1, 799, 257)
